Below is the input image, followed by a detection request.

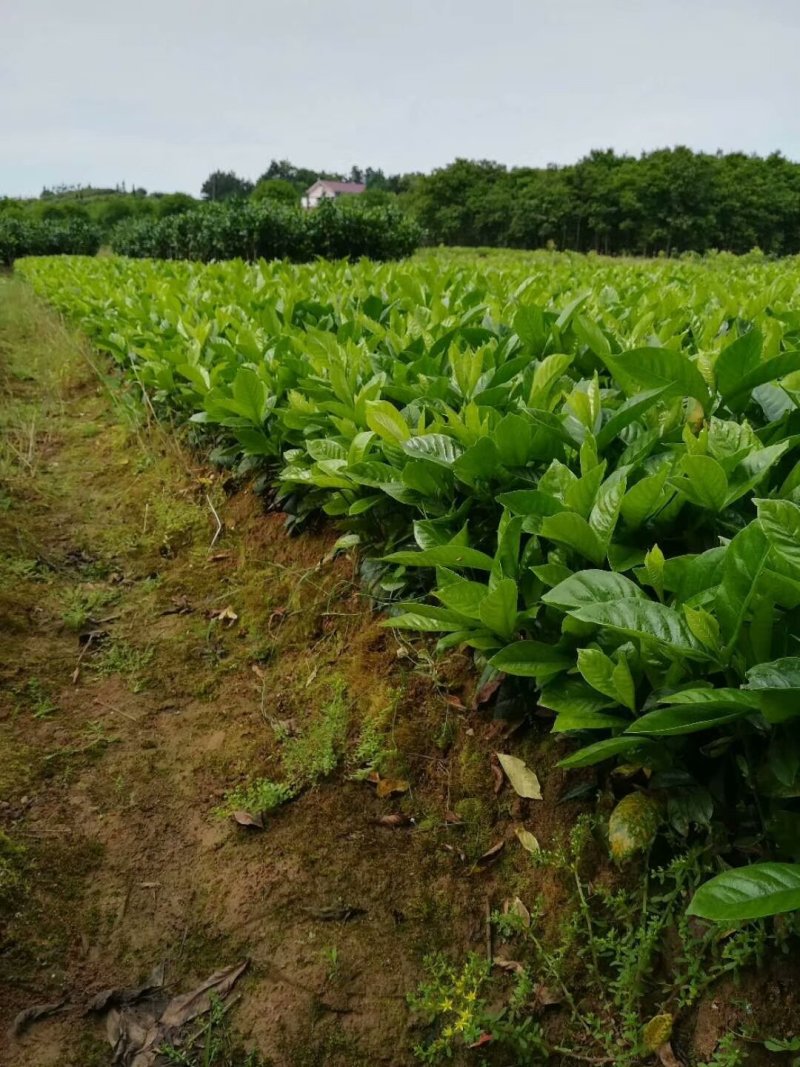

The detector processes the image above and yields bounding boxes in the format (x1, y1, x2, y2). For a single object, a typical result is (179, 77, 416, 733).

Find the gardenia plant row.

(18, 249, 800, 921)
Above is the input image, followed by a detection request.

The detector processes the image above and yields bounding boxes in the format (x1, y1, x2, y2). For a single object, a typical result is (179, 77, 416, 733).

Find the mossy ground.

(1, 276, 797, 1066)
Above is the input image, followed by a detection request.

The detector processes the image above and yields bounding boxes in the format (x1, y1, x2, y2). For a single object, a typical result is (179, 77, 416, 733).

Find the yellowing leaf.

(515, 827, 540, 854)
(608, 792, 660, 860)
(642, 1013, 673, 1052)
(496, 753, 542, 800)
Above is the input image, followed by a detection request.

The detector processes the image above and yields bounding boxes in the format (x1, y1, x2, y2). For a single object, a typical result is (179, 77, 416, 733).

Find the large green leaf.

(365, 399, 410, 443)
(605, 347, 711, 410)
(744, 657, 800, 723)
(757, 498, 800, 574)
(595, 387, 669, 450)
(402, 433, 463, 467)
(670, 455, 728, 512)
(627, 688, 758, 735)
(496, 489, 564, 518)
(490, 640, 573, 679)
(715, 522, 771, 650)
(570, 599, 705, 658)
(539, 512, 606, 565)
(714, 330, 763, 402)
(559, 735, 656, 769)
(543, 570, 646, 611)
(479, 578, 519, 641)
(384, 545, 494, 571)
(688, 863, 800, 921)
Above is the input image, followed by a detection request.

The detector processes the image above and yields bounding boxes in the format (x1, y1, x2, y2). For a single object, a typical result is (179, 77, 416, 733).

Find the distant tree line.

(407, 149, 800, 256)
(7, 147, 800, 256)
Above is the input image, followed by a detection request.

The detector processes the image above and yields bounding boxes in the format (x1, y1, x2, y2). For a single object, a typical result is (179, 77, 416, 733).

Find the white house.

(302, 180, 366, 209)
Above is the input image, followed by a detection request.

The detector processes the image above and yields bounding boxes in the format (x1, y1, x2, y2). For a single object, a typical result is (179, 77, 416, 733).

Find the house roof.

(307, 180, 366, 195)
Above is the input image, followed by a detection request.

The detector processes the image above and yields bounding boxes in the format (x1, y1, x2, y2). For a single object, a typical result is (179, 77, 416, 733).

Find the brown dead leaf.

(491, 761, 504, 795)
(11, 998, 68, 1036)
(444, 810, 464, 825)
(534, 984, 563, 1008)
(375, 813, 411, 828)
(232, 810, 264, 830)
(86, 964, 165, 1014)
(473, 675, 504, 709)
(475, 840, 505, 867)
(209, 605, 238, 626)
(445, 694, 466, 710)
(367, 773, 410, 799)
(468, 1032, 493, 1049)
(160, 960, 249, 1028)
(658, 1043, 683, 1067)
(493, 956, 524, 974)
(509, 896, 531, 927)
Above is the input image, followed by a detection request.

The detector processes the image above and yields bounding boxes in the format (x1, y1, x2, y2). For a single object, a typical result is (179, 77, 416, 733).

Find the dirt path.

(0, 278, 542, 1065)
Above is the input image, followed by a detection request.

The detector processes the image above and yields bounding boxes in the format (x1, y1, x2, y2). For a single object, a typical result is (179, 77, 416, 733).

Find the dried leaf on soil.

(658, 1042, 683, 1067)
(475, 840, 505, 867)
(11, 998, 68, 1036)
(473, 675, 503, 709)
(496, 753, 542, 800)
(493, 956, 524, 974)
(468, 1032, 493, 1049)
(159, 960, 249, 1028)
(376, 813, 411, 828)
(367, 772, 410, 798)
(303, 904, 366, 922)
(86, 964, 165, 1013)
(508, 896, 531, 927)
(515, 826, 541, 854)
(232, 810, 265, 830)
(209, 605, 238, 626)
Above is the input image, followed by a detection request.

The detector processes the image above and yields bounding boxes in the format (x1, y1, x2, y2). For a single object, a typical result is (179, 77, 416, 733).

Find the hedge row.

(110, 199, 423, 263)
(0, 217, 102, 266)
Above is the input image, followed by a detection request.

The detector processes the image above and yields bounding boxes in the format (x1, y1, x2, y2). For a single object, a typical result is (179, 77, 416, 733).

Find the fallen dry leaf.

(658, 1042, 683, 1067)
(515, 826, 540, 855)
(491, 761, 504, 795)
(160, 960, 249, 1028)
(232, 810, 264, 830)
(11, 998, 69, 1036)
(534, 983, 563, 1008)
(468, 1032, 493, 1049)
(367, 773, 410, 799)
(493, 956, 524, 974)
(473, 675, 503, 709)
(509, 896, 531, 927)
(496, 753, 542, 800)
(475, 840, 505, 867)
(86, 964, 165, 1014)
(444, 810, 464, 825)
(445, 694, 466, 710)
(209, 605, 238, 626)
(376, 813, 411, 828)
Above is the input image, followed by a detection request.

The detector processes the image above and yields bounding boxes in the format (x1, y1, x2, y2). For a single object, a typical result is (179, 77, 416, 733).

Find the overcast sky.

(2, 0, 799, 198)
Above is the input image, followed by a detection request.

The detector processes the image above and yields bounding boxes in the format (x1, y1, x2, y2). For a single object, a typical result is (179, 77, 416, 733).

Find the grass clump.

(281, 678, 349, 788)
(214, 778, 295, 819)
